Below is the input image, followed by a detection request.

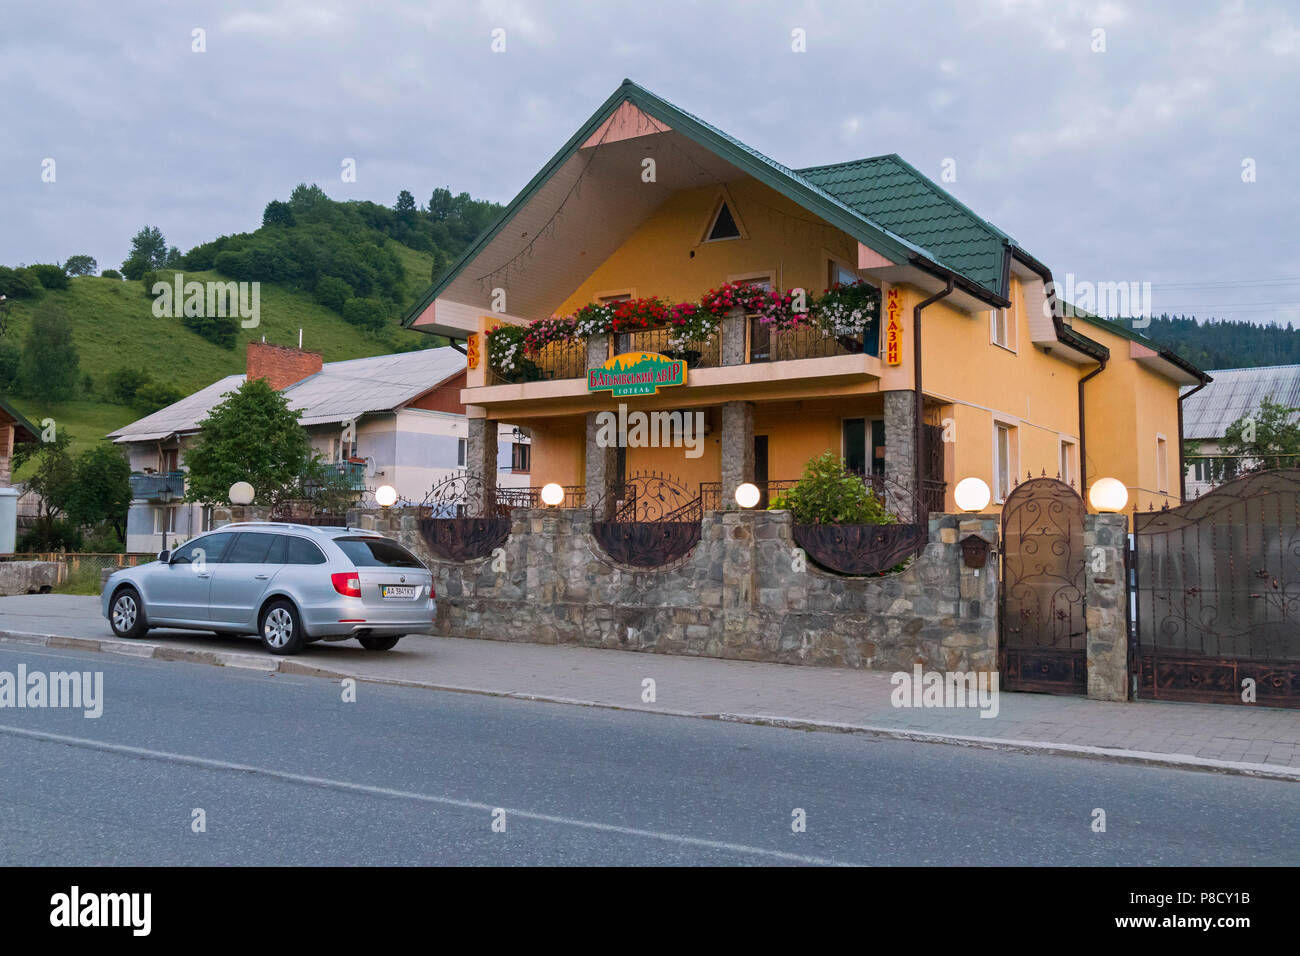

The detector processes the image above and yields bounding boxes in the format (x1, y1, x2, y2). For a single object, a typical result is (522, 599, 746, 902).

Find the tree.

(17, 303, 80, 401)
(183, 378, 313, 506)
(65, 443, 131, 540)
(121, 225, 168, 279)
(181, 312, 239, 349)
(0, 340, 19, 390)
(262, 200, 296, 228)
(1221, 396, 1300, 473)
(64, 255, 98, 276)
(428, 187, 453, 222)
(394, 190, 416, 214)
(11, 431, 78, 551)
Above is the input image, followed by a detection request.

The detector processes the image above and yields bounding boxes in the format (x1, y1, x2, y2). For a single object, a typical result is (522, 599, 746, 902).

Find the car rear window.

(285, 536, 327, 565)
(334, 536, 425, 569)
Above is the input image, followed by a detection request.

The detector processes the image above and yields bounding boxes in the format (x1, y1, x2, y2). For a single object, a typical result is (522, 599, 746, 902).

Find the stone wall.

(1084, 512, 1129, 701)
(358, 507, 1001, 673)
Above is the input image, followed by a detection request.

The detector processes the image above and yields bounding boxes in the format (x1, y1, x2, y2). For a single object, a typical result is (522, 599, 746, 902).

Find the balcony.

(129, 471, 186, 502)
(486, 314, 877, 388)
(324, 460, 368, 491)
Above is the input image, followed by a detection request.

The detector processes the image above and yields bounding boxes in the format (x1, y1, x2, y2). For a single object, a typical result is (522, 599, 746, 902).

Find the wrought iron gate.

(999, 476, 1088, 694)
(1132, 469, 1300, 708)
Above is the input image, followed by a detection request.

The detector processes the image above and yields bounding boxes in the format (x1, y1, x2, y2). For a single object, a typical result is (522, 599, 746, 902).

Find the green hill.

(1, 183, 501, 473)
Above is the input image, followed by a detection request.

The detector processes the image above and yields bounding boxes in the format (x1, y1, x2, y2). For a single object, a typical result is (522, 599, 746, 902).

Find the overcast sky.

(3, 0, 1297, 325)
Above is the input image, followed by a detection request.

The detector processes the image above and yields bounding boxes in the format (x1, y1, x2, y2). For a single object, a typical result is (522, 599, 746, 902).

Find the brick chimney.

(246, 342, 323, 391)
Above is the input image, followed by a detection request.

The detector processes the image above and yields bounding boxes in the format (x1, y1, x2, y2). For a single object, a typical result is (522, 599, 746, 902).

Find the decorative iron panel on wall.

(415, 472, 511, 562)
(999, 476, 1088, 695)
(1133, 468, 1300, 708)
(590, 472, 703, 568)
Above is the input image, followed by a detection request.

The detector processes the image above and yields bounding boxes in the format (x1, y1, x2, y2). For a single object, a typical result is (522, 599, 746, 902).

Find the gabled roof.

(283, 348, 465, 426)
(108, 348, 466, 443)
(1182, 364, 1300, 440)
(798, 154, 1010, 296)
(402, 79, 1012, 330)
(0, 397, 39, 443)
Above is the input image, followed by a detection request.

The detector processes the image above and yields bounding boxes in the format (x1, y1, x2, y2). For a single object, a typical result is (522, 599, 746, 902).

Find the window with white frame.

(1060, 439, 1075, 487)
(991, 307, 1011, 349)
(1156, 435, 1169, 493)
(994, 422, 1018, 502)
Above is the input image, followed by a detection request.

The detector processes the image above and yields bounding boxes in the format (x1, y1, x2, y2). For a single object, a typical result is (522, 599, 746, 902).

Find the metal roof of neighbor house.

(285, 347, 465, 426)
(402, 80, 1013, 328)
(107, 373, 246, 442)
(798, 155, 1010, 296)
(107, 348, 465, 442)
(1182, 364, 1300, 440)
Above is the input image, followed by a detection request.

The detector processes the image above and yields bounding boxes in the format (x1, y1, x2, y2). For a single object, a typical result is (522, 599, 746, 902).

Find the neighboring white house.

(108, 343, 531, 553)
(1182, 364, 1300, 499)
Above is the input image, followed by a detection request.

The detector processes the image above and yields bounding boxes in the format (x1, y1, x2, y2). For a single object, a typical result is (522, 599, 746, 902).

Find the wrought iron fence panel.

(1133, 468, 1300, 706)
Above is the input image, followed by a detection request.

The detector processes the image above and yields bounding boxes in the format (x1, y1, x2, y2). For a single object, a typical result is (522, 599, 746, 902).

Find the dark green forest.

(1130, 314, 1300, 371)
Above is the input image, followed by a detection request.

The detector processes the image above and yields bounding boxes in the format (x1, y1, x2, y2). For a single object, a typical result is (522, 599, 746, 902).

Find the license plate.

(381, 585, 418, 598)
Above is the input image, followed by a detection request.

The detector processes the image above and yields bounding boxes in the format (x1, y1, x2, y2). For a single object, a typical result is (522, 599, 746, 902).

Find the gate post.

(1085, 512, 1129, 701)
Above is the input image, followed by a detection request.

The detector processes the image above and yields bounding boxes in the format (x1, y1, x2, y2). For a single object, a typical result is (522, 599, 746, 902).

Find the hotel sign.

(885, 288, 903, 366)
(587, 351, 686, 397)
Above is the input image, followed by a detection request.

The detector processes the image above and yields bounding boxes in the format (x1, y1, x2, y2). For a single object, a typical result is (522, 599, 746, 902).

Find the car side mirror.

(157, 550, 171, 564)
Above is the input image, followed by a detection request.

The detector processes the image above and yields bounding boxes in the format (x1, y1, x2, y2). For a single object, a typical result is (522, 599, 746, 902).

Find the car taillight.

(331, 572, 362, 597)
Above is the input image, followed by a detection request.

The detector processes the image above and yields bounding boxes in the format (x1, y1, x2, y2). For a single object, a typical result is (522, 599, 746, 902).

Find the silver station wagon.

(101, 522, 436, 655)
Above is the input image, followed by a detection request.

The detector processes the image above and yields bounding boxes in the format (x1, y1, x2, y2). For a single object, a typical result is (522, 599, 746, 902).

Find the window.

(512, 441, 531, 473)
(457, 438, 466, 468)
(994, 423, 1018, 502)
(226, 532, 276, 564)
(829, 260, 858, 288)
(1060, 440, 1075, 487)
(286, 536, 327, 565)
(154, 507, 177, 534)
(1156, 435, 1169, 494)
(991, 308, 1011, 349)
(161, 448, 179, 472)
(704, 200, 742, 241)
(169, 532, 234, 565)
(335, 536, 426, 569)
(732, 273, 775, 362)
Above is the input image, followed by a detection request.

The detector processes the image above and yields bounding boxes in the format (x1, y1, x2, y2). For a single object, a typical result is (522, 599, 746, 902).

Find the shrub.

(0, 266, 44, 299)
(101, 269, 123, 280)
(313, 275, 351, 313)
(341, 296, 388, 332)
(769, 451, 896, 525)
(141, 270, 162, 297)
(28, 263, 70, 291)
(133, 381, 185, 413)
(107, 367, 151, 404)
(181, 312, 239, 348)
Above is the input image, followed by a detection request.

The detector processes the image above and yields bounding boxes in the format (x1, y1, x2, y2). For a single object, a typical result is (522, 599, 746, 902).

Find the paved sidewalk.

(2, 594, 1298, 779)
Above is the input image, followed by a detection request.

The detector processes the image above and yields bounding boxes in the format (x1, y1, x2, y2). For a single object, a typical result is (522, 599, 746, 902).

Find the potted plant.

(813, 281, 881, 354)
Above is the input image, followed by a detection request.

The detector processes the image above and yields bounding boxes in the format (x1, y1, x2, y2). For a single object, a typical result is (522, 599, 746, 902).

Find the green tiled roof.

(799, 155, 1009, 296)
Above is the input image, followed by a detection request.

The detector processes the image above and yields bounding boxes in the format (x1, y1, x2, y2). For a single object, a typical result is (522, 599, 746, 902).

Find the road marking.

(0, 723, 854, 866)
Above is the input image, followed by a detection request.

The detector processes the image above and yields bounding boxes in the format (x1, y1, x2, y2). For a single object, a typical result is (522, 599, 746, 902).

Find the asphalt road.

(0, 642, 1296, 866)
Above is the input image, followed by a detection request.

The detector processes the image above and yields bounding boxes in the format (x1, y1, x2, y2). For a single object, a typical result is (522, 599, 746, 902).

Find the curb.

(3, 629, 1297, 783)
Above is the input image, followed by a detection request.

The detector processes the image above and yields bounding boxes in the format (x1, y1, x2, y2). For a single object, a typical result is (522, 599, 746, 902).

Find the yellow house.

(403, 80, 1207, 518)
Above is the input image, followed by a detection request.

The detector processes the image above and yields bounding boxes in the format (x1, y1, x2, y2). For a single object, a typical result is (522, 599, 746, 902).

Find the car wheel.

(109, 586, 149, 639)
(259, 600, 304, 655)
(358, 634, 402, 651)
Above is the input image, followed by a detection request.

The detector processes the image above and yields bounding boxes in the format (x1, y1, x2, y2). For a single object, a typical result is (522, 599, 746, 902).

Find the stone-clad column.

(586, 411, 618, 519)
(1085, 512, 1129, 701)
(466, 415, 498, 515)
(883, 390, 917, 522)
(721, 307, 747, 366)
(720, 401, 755, 507)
